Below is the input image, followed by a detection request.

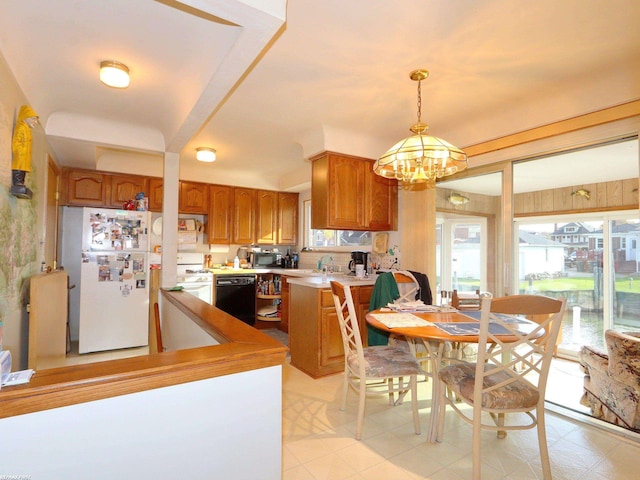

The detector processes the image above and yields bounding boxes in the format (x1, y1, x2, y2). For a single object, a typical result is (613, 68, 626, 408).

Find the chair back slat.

(331, 281, 366, 375)
(393, 272, 419, 303)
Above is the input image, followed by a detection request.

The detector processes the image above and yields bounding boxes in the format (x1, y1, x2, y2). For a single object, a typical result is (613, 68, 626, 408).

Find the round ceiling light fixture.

(196, 147, 216, 162)
(100, 60, 130, 88)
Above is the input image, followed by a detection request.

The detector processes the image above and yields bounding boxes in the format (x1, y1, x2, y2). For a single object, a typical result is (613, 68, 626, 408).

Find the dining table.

(365, 306, 540, 442)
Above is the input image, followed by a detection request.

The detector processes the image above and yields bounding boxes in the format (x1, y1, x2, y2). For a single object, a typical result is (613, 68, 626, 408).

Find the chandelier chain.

(416, 78, 422, 123)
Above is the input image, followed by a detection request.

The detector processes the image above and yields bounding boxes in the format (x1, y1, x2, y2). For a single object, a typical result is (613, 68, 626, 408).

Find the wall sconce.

(196, 147, 216, 162)
(100, 60, 130, 88)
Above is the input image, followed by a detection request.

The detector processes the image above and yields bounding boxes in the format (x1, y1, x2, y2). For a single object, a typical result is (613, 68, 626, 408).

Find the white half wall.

(0, 365, 282, 479)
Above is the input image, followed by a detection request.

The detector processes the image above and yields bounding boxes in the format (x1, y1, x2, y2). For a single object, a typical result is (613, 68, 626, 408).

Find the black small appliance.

(348, 251, 368, 274)
(251, 251, 282, 268)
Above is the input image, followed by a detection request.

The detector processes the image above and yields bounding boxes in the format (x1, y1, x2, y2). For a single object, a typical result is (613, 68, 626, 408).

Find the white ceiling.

(1, 0, 639, 192)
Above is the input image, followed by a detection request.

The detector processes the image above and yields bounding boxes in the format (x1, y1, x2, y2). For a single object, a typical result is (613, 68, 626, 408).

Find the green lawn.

(520, 276, 640, 293)
(453, 276, 640, 294)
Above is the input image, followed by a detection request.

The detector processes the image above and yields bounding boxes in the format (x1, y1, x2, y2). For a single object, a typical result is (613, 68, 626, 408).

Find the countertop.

(206, 268, 378, 288)
(285, 273, 378, 288)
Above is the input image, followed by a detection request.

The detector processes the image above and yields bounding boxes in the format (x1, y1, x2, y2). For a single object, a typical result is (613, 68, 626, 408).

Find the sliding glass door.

(437, 217, 487, 303)
(516, 215, 639, 355)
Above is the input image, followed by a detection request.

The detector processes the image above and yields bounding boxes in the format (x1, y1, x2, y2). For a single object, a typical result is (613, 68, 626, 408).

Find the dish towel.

(367, 272, 399, 345)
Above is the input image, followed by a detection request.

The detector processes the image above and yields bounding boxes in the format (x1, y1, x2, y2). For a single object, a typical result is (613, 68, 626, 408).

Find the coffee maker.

(348, 251, 368, 274)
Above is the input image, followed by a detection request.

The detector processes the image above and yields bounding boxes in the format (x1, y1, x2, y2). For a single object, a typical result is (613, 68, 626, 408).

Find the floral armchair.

(579, 330, 640, 431)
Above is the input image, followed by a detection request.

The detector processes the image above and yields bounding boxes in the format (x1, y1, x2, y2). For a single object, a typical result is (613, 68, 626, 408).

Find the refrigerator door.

(78, 251, 149, 353)
(82, 208, 150, 252)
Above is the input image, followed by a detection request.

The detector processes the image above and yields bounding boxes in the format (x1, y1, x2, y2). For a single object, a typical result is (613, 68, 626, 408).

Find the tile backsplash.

(298, 251, 352, 272)
(298, 243, 402, 273)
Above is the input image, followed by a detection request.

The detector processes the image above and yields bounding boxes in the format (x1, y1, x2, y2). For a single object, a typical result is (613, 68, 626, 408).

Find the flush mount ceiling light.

(196, 147, 216, 162)
(374, 69, 467, 187)
(99, 60, 130, 88)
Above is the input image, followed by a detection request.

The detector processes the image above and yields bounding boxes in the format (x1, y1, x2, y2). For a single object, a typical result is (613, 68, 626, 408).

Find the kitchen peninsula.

(287, 274, 377, 378)
(0, 291, 287, 479)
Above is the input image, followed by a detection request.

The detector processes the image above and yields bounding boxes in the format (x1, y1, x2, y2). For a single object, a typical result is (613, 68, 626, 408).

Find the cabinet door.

(277, 192, 298, 245)
(179, 181, 209, 214)
(320, 305, 346, 370)
(328, 155, 365, 229)
(311, 152, 366, 230)
(255, 190, 278, 244)
(66, 170, 107, 206)
(108, 174, 147, 208)
(209, 184, 232, 244)
(232, 187, 256, 244)
(147, 178, 163, 211)
(365, 165, 398, 231)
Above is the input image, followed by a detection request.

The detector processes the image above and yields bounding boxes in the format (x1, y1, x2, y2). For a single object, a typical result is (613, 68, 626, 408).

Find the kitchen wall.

(0, 50, 52, 368)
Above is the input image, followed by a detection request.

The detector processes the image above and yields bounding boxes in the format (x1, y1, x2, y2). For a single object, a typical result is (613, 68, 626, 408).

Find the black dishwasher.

(215, 275, 256, 325)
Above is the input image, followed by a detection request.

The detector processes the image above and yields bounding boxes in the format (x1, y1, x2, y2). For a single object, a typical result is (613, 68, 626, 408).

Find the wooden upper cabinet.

(208, 185, 232, 244)
(277, 192, 299, 245)
(108, 174, 147, 208)
(179, 181, 209, 214)
(256, 190, 278, 244)
(65, 169, 108, 207)
(147, 178, 163, 212)
(365, 165, 398, 231)
(233, 187, 256, 244)
(311, 151, 397, 231)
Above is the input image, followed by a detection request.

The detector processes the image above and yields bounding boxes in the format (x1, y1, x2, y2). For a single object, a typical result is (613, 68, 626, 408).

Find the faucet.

(318, 254, 333, 272)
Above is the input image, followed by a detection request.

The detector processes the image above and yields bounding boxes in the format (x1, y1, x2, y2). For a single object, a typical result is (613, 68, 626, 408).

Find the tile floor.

(282, 360, 640, 480)
(37, 341, 149, 369)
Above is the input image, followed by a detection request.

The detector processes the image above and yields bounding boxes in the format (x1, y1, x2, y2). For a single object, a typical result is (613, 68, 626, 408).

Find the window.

(303, 200, 372, 248)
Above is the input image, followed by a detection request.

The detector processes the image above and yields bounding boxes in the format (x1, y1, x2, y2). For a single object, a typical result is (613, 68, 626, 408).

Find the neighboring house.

(452, 230, 566, 281)
(549, 222, 594, 254)
(587, 222, 640, 274)
(518, 231, 567, 279)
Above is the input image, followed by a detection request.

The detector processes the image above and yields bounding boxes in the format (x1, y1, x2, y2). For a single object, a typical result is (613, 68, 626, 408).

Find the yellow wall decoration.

(10, 104, 39, 199)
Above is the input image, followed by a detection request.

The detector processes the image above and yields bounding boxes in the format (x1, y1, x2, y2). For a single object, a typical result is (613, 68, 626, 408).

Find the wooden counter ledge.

(0, 290, 288, 419)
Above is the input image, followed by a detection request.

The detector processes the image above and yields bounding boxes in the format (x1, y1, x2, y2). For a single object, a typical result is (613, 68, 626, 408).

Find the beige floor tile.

(282, 358, 640, 480)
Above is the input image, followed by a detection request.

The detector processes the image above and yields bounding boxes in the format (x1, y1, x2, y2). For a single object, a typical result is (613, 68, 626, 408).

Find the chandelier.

(374, 69, 467, 186)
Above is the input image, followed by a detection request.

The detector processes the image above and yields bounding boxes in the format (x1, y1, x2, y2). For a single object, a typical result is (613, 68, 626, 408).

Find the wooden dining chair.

(451, 289, 481, 310)
(394, 272, 419, 302)
(388, 272, 434, 377)
(436, 293, 566, 480)
(330, 281, 422, 440)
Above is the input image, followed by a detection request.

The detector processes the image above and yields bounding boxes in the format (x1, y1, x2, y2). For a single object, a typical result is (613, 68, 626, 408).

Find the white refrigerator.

(78, 208, 151, 354)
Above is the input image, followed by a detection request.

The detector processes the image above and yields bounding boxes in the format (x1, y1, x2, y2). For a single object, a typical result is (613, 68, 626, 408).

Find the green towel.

(367, 272, 399, 346)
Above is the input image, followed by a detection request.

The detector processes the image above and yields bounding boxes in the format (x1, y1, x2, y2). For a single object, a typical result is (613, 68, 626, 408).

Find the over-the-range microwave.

(251, 252, 282, 268)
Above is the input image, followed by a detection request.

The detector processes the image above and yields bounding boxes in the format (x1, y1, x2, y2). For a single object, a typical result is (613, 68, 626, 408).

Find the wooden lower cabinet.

(279, 276, 290, 334)
(289, 283, 369, 378)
